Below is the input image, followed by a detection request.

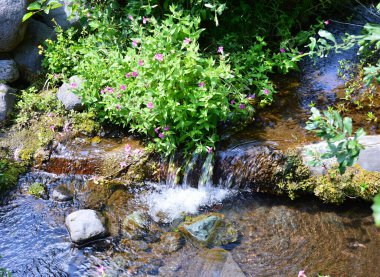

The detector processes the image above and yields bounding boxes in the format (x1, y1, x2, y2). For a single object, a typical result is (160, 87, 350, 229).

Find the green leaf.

(318, 29, 337, 44)
(343, 117, 352, 135)
(27, 2, 42, 11)
(372, 194, 380, 227)
(22, 12, 35, 22)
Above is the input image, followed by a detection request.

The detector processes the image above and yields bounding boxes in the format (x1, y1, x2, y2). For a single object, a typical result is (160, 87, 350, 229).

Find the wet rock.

(153, 232, 184, 254)
(0, 0, 28, 52)
(179, 213, 238, 247)
(0, 84, 16, 122)
(105, 189, 133, 236)
(302, 135, 380, 175)
(120, 238, 150, 253)
(122, 211, 161, 242)
(13, 19, 56, 81)
(41, 0, 81, 30)
(65, 209, 108, 244)
(52, 184, 73, 202)
(77, 179, 114, 210)
(0, 60, 19, 83)
(181, 248, 245, 277)
(57, 76, 84, 111)
(215, 144, 288, 190)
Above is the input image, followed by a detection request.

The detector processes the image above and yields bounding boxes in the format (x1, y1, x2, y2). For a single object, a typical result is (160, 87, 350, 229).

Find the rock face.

(215, 144, 288, 190)
(52, 184, 73, 201)
(0, 0, 28, 52)
(65, 209, 107, 244)
(57, 76, 84, 111)
(301, 135, 380, 175)
(13, 19, 56, 81)
(0, 84, 16, 121)
(0, 60, 19, 83)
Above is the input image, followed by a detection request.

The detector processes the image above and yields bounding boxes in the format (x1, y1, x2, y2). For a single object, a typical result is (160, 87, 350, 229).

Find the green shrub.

(44, 6, 255, 154)
(28, 183, 47, 199)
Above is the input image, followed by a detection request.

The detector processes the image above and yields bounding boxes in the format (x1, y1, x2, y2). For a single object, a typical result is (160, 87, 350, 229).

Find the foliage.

(43, 5, 257, 154)
(0, 158, 25, 196)
(28, 183, 46, 198)
(372, 193, 380, 227)
(305, 107, 365, 174)
(23, 0, 63, 22)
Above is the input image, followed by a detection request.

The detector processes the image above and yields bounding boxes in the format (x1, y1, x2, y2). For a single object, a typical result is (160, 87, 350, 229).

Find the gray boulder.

(0, 84, 16, 121)
(57, 76, 84, 111)
(0, 59, 20, 83)
(41, 0, 81, 30)
(65, 209, 107, 244)
(13, 19, 56, 81)
(0, 0, 28, 52)
(52, 184, 73, 202)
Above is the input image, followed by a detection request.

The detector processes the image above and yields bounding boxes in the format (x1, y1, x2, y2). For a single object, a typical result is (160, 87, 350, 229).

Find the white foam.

(142, 185, 232, 223)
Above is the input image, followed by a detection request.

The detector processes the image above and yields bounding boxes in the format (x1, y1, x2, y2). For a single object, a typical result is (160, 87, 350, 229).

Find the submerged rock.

(122, 211, 161, 242)
(65, 209, 107, 244)
(57, 76, 84, 111)
(52, 184, 73, 202)
(179, 213, 238, 247)
(180, 248, 245, 277)
(153, 232, 184, 254)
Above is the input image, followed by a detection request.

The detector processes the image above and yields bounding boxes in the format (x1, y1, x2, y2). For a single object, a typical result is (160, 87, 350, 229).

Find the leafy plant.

(23, 0, 63, 22)
(372, 194, 380, 227)
(305, 107, 366, 174)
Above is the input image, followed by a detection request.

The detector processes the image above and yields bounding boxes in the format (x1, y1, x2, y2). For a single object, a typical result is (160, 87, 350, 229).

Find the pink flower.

(125, 144, 132, 154)
(239, 104, 246, 109)
(132, 40, 138, 47)
(247, 94, 255, 99)
(206, 146, 213, 153)
(217, 46, 224, 54)
(106, 87, 114, 93)
(198, 82, 205, 87)
(154, 127, 160, 133)
(120, 162, 127, 168)
(147, 102, 154, 109)
(158, 132, 164, 139)
(230, 100, 235, 105)
(324, 20, 330, 25)
(184, 37, 191, 45)
(143, 17, 149, 24)
(117, 94, 121, 99)
(164, 126, 170, 131)
(116, 104, 121, 110)
(71, 83, 78, 89)
(154, 54, 164, 62)
(48, 112, 54, 117)
(132, 71, 138, 77)
(298, 270, 307, 277)
(125, 73, 131, 79)
(100, 89, 105, 94)
(120, 84, 126, 90)
(53, 73, 59, 79)
(128, 15, 133, 20)
(50, 125, 55, 132)
(263, 89, 269, 95)
(280, 48, 286, 53)
(138, 60, 143, 66)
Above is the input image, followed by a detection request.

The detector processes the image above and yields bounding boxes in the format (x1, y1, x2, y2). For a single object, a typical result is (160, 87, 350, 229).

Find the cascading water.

(142, 152, 233, 223)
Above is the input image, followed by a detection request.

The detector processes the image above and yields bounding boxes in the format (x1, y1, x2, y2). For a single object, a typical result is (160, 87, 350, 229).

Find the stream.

(1, 4, 380, 277)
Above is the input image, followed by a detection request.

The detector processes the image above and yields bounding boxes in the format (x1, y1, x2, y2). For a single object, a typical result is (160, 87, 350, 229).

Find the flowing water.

(1, 4, 380, 277)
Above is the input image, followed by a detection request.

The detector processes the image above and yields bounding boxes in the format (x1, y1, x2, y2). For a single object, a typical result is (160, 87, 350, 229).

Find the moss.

(28, 183, 47, 198)
(0, 158, 26, 196)
(70, 109, 100, 135)
(278, 151, 380, 204)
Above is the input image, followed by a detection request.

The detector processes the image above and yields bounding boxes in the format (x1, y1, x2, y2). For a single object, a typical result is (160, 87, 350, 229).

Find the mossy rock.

(28, 183, 48, 199)
(0, 156, 26, 196)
